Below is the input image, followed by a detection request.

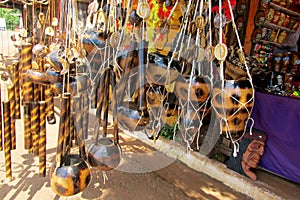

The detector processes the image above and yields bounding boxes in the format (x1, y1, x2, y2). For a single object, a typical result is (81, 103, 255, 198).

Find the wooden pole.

(3, 100, 12, 179)
(73, 95, 86, 160)
(96, 69, 109, 126)
(31, 102, 40, 155)
(102, 71, 111, 137)
(111, 72, 119, 145)
(45, 86, 56, 124)
(33, 83, 40, 102)
(21, 44, 33, 104)
(138, 40, 148, 110)
(13, 62, 21, 119)
(24, 104, 32, 150)
(56, 96, 67, 167)
(62, 93, 71, 156)
(0, 84, 2, 151)
(244, 0, 260, 56)
(39, 101, 47, 177)
(7, 85, 16, 150)
(69, 112, 75, 146)
(82, 91, 89, 139)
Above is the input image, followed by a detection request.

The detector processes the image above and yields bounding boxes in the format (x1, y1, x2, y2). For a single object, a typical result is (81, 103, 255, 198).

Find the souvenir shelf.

(263, 21, 295, 33)
(244, 0, 300, 55)
(260, 39, 285, 48)
(269, 2, 300, 19)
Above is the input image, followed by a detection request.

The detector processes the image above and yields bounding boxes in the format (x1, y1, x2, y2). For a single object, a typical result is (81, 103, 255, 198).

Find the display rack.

(263, 21, 295, 33)
(269, 2, 300, 19)
(244, 0, 300, 55)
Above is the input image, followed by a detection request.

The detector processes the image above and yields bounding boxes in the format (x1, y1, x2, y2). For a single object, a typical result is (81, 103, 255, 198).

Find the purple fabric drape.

(251, 91, 300, 184)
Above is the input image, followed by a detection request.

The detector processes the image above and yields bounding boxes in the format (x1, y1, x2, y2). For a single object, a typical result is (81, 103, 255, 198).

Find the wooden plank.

(244, 0, 260, 56)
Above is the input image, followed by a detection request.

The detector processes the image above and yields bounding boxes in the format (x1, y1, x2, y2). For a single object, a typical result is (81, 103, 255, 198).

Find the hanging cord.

(187, 0, 204, 111)
(167, 0, 193, 67)
(216, 0, 228, 144)
(111, 0, 131, 75)
(226, 0, 254, 91)
(102, 171, 109, 184)
(84, 0, 126, 99)
(208, 0, 214, 80)
(87, 45, 113, 96)
(194, 0, 204, 47)
(65, 0, 72, 94)
(153, 0, 194, 142)
(167, 0, 202, 150)
(218, 0, 224, 81)
(184, 0, 212, 150)
(226, 0, 255, 136)
(41, 5, 50, 44)
(209, 0, 256, 157)
(178, 0, 194, 61)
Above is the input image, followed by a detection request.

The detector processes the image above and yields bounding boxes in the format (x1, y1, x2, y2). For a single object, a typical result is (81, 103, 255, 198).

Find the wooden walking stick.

(96, 69, 109, 126)
(33, 82, 40, 102)
(7, 85, 16, 150)
(45, 86, 56, 124)
(50, 94, 91, 196)
(87, 69, 121, 170)
(38, 57, 45, 101)
(69, 112, 75, 146)
(138, 40, 148, 111)
(24, 104, 32, 150)
(62, 93, 71, 156)
(102, 71, 111, 137)
(116, 47, 150, 130)
(90, 84, 98, 109)
(82, 91, 89, 139)
(111, 72, 119, 145)
(95, 69, 110, 139)
(0, 84, 2, 151)
(39, 101, 46, 177)
(56, 95, 67, 167)
(13, 62, 21, 119)
(21, 43, 33, 104)
(69, 95, 75, 145)
(3, 100, 12, 179)
(73, 95, 83, 141)
(31, 102, 40, 155)
(73, 95, 86, 160)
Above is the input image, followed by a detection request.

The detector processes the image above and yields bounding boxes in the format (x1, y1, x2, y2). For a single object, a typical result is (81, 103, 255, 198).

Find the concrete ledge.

(122, 129, 283, 200)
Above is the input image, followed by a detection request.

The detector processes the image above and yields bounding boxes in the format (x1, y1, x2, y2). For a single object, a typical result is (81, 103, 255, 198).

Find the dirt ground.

(0, 110, 251, 200)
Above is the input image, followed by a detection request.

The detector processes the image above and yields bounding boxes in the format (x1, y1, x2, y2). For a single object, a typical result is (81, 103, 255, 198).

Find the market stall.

(1, 0, 299, 196)
(241, 0, 300, 184)
(252, 91, 300, 184)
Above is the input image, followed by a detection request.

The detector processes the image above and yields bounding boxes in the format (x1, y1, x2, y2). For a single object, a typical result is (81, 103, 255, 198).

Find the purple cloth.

(251, 91, 300, 184)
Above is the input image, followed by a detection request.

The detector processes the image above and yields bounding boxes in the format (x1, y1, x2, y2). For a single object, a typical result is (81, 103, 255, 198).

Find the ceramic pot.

(88, 137, 121, 170)
(146, 53, 180, 86)
(49, 154, 91, 196)
(117, 103, 150, 131)
(212, 80, 254, 140)
(175, 75, 211, 103)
